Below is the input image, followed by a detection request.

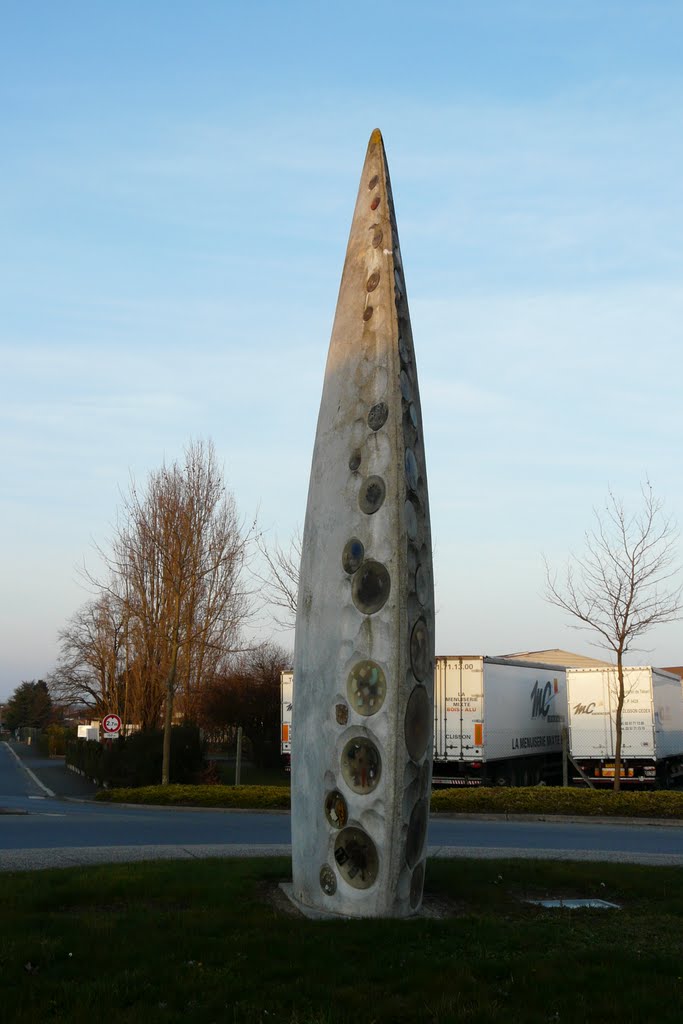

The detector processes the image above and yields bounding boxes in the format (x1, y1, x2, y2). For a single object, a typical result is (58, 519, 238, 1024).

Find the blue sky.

(2, 1, 682, 698)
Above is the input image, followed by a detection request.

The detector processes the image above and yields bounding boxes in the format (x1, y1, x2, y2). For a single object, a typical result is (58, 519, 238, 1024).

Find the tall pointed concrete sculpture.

(291, 130, 434, 918)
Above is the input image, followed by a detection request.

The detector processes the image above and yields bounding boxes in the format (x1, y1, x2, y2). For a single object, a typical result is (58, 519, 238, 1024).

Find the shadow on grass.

(2, 857, 682, 1023)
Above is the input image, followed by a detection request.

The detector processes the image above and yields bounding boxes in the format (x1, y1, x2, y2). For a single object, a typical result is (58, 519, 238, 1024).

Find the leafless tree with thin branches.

(545, 481, 682, 790)
(254, 528, 301, 629)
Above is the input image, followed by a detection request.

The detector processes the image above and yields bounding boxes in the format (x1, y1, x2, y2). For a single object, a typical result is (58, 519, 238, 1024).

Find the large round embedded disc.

(406, 799, 429, 869)
(358, 476, 386, 515)
(334, 827, 379, 889)
(404, 499, 418, 540)
(320, 864, 337, 895)
(342, 537, 364, 574)
(340, 737, 381, 794)
(347, 660, 386, 716)
(405, 448, 419, 492)
(409, 862, 425, 909)
(410, 618, 430, 681)
(367, 402, 388, 431)
(352, 560, 390, 615)
(405, 685, 431, 761)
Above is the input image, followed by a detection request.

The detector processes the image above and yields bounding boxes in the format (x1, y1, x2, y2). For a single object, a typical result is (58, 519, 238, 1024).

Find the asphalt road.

(2, 741, 683, 872)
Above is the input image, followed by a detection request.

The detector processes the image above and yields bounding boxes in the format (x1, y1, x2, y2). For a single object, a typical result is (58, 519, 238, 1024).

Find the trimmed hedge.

(94, 783, 683, 818)
(95, 783, 291, 808)
(430, 786, 683, 819)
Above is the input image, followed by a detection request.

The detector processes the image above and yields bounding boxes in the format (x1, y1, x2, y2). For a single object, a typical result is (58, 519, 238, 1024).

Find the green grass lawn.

(2, 857, 683, 1023)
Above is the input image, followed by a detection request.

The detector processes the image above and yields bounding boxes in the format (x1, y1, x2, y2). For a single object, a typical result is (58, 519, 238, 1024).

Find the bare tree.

(90, 439, 255, 783)
(545, 482, 682, 790)
(50, 594, 126, 718)
(255, 528, 301, 629)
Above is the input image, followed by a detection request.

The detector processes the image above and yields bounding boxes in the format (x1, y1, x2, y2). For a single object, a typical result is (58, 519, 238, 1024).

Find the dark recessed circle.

(366, 271, 380, 292)
(408, 403, 418, 429)
(406, 799, 429, 869)
(320, 864, 337, 895)
(349, 449, 361, 472)
(340, 736, 381, 794)
(368, 402, 388, 431)
(410, 618, 430, 682)
(400, 370, 412, 403)
(334, 827, 379, 889)
(404, 499, 418, 540)
(405, 685, 431, 761)
(398, 333, 410, 365)
(415, 564, 429, 605)
(371, 227, 383, 248)
(359, 475, 386, 515)
(347, 660, 386, 716)
(370, 196, 381, 210)
(405, 448, 419, 492)
(342, 537, 364, 574)
(409, 862, 425, 909)
(362, 306, 374, 322)
(352, 559, 390, 615)
(368, 174, 379, 190)
(324, 789, 348, 829)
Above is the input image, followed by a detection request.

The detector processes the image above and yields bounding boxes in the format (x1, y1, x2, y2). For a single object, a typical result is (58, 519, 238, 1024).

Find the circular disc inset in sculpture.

(352, 560, 390, 615)
(347, 660, 386, 716)
(320, 864, 337, 895)
(404, 499, 418, 540)
(409, 862, 425, 909)
(367, 402, 388, 431)
(349, 449, 361, 471)
(341, 737, 381, 794)
(342, 537, 364, 574)
(410, 618, 430, 681)
(405, 685, 431, 762)
(415, 564, 429, 606)
(400, 370, 412, 402)
(406, 798, 429, 869)
(324, 789, 348, 829)
(334, 827, 379, 889)
(358, 475, 386, 515)
(405, 447, 419, 492)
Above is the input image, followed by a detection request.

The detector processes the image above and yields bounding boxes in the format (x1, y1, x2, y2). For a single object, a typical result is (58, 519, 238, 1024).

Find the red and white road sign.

(102, 713, 122, 736)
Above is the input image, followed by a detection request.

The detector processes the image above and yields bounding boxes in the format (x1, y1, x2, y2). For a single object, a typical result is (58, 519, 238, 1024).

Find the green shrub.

(95, 783, 291, 808)
(430, 786, 683, 818)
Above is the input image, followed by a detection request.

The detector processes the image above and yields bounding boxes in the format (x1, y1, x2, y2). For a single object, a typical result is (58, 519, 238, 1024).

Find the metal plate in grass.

(525, 898, 621, 909)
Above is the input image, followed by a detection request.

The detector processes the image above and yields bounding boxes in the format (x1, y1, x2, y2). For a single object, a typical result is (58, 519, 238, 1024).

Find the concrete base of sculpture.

(278, 882, 444, 921)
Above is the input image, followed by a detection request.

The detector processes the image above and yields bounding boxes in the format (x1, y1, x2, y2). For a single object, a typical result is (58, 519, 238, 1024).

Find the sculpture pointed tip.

(369, 128, 383, 146)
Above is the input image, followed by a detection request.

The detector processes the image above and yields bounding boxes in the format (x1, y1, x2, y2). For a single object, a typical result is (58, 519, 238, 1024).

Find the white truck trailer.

(282, 658, 568, 786)
(433, 657, 567, 786)
(566, 666, 683, 787)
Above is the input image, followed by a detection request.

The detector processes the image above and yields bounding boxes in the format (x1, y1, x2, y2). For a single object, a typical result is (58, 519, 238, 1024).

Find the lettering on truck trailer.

(530, 678, 563, 723)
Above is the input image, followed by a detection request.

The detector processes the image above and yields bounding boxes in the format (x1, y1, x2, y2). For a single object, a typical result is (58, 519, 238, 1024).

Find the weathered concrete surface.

(291, 130, 434, 917)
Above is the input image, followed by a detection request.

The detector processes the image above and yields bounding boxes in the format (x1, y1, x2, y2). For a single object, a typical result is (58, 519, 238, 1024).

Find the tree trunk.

(161, 650, 178, 786)
(613, 653, 625, 793)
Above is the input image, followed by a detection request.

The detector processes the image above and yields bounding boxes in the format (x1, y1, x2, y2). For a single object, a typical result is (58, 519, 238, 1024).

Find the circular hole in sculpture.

(342, 537, 365, 574)
(320, 864, 337, 895)
(409, 862, 425, 909)
(405, 685, 431, 762)
(340, 736, 382, 794)
(404, 498, 418, 540)
(349, 449, 361, 472)
(405, 447, 419, 492)
(367, 402, 388, 431)
(363, 306, 374, 322)
(366, 271, 380, 292)
(406, 798, 429, 869)
(347, 660, 386, 716)
(352, 559, 390, 615)
(324, 789, 348, 829)
(371, 227, 383, 248)
(368, 174, 379, 190)
(410, 618, 430, 682)
(370, 196, 381, 210)
(415, 564, 429, 605)
(334, 826, 379, 889)
(358, 475, 386, 515)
